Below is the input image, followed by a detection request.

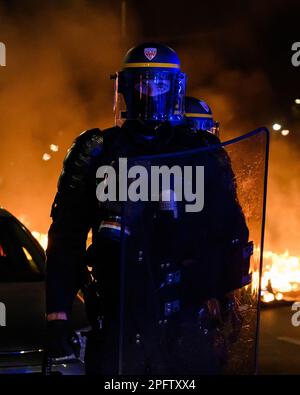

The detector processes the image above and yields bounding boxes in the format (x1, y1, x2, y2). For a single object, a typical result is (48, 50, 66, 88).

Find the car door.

(0, 214, 46, 368)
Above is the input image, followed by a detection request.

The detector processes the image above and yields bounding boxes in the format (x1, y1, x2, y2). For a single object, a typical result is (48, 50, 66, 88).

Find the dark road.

(259, 304, 300, 374)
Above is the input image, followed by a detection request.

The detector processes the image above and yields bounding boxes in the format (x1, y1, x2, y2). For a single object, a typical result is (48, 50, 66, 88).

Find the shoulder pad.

(73, 128, 103, 157)
(58, 128, 103, 192)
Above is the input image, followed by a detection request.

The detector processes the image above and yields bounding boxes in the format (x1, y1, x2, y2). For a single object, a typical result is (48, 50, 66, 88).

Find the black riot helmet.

(185, 96, 220, 137)
(113, 43, 186, 127)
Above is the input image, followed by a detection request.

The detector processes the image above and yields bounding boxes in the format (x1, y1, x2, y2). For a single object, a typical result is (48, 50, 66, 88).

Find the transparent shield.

(118, 128, 269, 374)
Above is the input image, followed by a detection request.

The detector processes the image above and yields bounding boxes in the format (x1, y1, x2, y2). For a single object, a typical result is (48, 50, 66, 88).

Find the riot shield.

(118, 128, 269, 375)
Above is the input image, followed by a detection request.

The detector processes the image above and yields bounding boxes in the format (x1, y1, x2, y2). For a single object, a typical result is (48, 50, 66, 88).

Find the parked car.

(0, 208, 88, 374)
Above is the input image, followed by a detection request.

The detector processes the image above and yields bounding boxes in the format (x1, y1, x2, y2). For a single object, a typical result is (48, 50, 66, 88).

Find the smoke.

(190, 69, 273, 137)
(192, 71, 299, 255)
(266, 138, 300, 254)
(0, 1, 299, 256)
(191, 74, 300, 255)
(0, 1, 137, 232)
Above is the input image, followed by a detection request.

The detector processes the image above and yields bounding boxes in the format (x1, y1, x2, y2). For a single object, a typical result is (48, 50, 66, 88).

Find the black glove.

(45, 320, 80, 359)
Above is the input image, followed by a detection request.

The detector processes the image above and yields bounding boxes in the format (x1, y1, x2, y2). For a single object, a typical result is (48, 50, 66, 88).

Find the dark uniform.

(46, 44, 250, 375)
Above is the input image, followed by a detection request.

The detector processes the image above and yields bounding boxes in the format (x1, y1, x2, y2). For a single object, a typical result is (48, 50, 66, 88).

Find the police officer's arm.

(46, 129, 103, 320)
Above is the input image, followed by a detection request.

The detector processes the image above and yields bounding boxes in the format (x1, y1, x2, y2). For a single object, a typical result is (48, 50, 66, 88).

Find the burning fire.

(261, 250, 300, 303)
(30, 231, 300, 303)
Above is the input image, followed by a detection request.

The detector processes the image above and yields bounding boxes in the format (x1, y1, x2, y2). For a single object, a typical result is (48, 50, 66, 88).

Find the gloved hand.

(45, 320, 81, 359)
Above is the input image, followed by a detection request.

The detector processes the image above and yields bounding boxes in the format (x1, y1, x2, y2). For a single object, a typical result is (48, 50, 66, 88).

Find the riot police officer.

(45, 43, 250, 375)
(185, 96, 220, 137)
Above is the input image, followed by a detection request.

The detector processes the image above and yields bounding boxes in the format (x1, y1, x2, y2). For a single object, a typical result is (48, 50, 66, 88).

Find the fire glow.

(30, 231, 300, 303)
(261, 250, 300, 303)
(31, 231, 48, 251)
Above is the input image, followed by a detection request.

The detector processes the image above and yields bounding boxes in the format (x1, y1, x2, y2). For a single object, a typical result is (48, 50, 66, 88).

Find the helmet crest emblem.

(144, 47, 157, 60)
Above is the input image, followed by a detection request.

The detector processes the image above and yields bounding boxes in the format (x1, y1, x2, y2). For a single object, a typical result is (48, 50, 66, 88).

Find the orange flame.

(261, 250, 300, 302)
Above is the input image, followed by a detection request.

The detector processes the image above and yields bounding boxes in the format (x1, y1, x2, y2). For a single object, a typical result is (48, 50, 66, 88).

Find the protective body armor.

(46, 121, 268, 374)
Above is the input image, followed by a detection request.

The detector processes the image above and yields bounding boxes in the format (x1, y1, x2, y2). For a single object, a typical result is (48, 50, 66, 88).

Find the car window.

(0, 219, 45, 282)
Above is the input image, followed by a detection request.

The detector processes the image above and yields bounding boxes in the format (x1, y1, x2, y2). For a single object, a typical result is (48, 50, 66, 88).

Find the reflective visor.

(134, 78, 171, 97)
(115, 70, 186, 124)
(186, 117, 215, 133)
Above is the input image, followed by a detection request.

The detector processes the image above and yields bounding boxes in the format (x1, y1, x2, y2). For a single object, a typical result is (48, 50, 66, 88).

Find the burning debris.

(42, 153, 51, 161)
(50, 144, 59, 152)
(261, 250, 300, 303)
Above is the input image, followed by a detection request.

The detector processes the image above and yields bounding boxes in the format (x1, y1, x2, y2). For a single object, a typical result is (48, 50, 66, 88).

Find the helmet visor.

(114, 70, 186, 125)
(186, 117, 219, 136)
